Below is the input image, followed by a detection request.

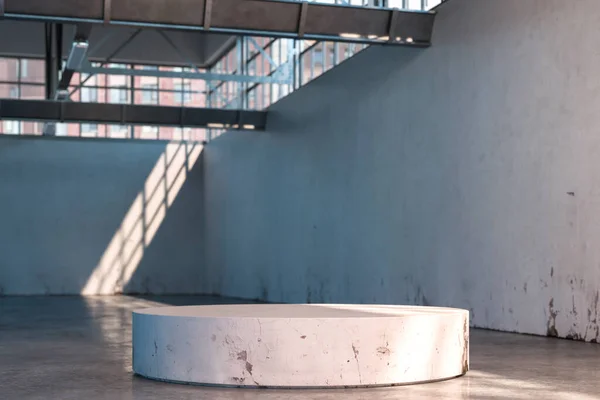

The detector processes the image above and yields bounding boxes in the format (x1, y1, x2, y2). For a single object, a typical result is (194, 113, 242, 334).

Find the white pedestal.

(132, 304, 469, 388)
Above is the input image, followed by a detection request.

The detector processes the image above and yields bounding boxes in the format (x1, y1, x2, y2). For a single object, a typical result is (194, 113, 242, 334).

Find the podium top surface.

(134, 304, 468, 319)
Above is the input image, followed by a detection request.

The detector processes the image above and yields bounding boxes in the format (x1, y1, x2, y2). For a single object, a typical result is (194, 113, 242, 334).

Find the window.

(140, 125, 159, 139)
(110, 125, 129, 138)
(0, 57, 206, 142)
(173, 127, 190, 140)
(81, 123, 98, 136)
(3, 120, 19, 134)
(313, 47, 324, 66)
(174, 81, 192, 104)
(110, 86, 128, 104)
(55, 123, 68, 137)
(141, 84, 158, 104)
(142, 126, 158, 134)
(81, 87, 98, 103)
(21, 59, 28, 78)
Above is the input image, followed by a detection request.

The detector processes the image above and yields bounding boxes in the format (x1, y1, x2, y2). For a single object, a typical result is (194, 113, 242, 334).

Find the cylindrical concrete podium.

(132, 304, 468, 388)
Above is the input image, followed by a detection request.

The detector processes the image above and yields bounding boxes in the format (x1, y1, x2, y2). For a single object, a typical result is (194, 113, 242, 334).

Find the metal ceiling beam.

(2, 0, 436, 46)
(0, 99, 268, 130)
(79, 65, 291, 84)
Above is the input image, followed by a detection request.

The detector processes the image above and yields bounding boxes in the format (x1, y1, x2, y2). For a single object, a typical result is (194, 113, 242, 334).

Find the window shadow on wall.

(83, 141, 205, 295)
(0, 136, 204, 295)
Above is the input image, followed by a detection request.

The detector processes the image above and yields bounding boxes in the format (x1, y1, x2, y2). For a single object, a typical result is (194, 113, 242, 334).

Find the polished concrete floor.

(1, 296, 599, 400)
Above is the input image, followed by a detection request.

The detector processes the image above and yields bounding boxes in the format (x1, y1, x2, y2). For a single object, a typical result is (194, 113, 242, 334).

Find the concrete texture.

(132, 304, 468, 387)
(1, 295, 599, 399)
(0, 136, 205, 295)
(203, 0, 600, 341)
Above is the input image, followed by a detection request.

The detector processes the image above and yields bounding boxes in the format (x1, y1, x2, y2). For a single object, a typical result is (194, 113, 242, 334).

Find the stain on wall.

(204, 0, 600, 342)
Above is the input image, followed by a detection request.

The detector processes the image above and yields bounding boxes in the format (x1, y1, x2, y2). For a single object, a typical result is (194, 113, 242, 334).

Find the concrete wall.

(204, 0, 600, 341)
(0, 136, 205, 295)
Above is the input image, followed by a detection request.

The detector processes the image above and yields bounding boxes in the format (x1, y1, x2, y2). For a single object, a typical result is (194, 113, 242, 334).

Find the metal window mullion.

(130, 65, 135, 138)
(17, 59, 22, 135)
(224, 54, 229, 108)
(258, 42, 264, 110)
(241, 37, 248, 109)
(278, 39, 283, 101)
(102, 70, 108, 138)
(309, 48, 314, 81)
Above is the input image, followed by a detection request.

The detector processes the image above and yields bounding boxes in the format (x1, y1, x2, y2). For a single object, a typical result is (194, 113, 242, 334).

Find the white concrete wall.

(204, 0, 600, 341)
(0, 136, 205, 295)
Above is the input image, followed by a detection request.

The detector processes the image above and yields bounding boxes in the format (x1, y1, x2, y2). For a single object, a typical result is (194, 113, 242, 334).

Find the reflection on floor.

(1, 296, 599, 400)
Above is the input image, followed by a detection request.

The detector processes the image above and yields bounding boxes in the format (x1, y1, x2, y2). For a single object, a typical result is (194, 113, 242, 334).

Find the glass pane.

(21, 59, 45, 83)
(0, 83, 19, 99)
(189, 81, 205, 107)
(81, 87, 98, 102)
(68, 86, 81, 102)
(190, 128, 206, 142)
(80, 75, 98, 103)
(1, 120, 21, 135)
(0, 58, 19, 82)
(20, 84, 45, 100)
(136, 126, 158, 139)
(55, 123, 81, 137)
(108, 124, 130, 139)
(158, 127, 175, 141)
(108, 86, 130, 104)
(21, 121, 44, 135)
(81, 123, 99, 137)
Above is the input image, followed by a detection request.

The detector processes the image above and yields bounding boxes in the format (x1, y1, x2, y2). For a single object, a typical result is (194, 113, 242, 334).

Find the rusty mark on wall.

(462, 317, 469, 374)
(237, 350, 247, 361)
(547, 298, 558, 337)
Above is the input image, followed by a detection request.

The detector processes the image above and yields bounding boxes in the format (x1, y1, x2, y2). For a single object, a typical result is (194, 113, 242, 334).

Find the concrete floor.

(1, 296, 599, 400)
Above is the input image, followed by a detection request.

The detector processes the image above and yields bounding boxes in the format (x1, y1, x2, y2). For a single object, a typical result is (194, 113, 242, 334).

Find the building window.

(174, 81, 192, 104)
(81, 87, 98, 103)
(312, 48, 324, 66)
(81, 123, 98, 135)
(141, 84, 158, 104)
(110, 86, 128, 104)
(110, 124, 129, 138)
(140, 125, 158, 139)
(3, 120, 19, 134)
(0, 57, 205, 142)
(21, 59, 28, 79)
(142, 126, 158, 134)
